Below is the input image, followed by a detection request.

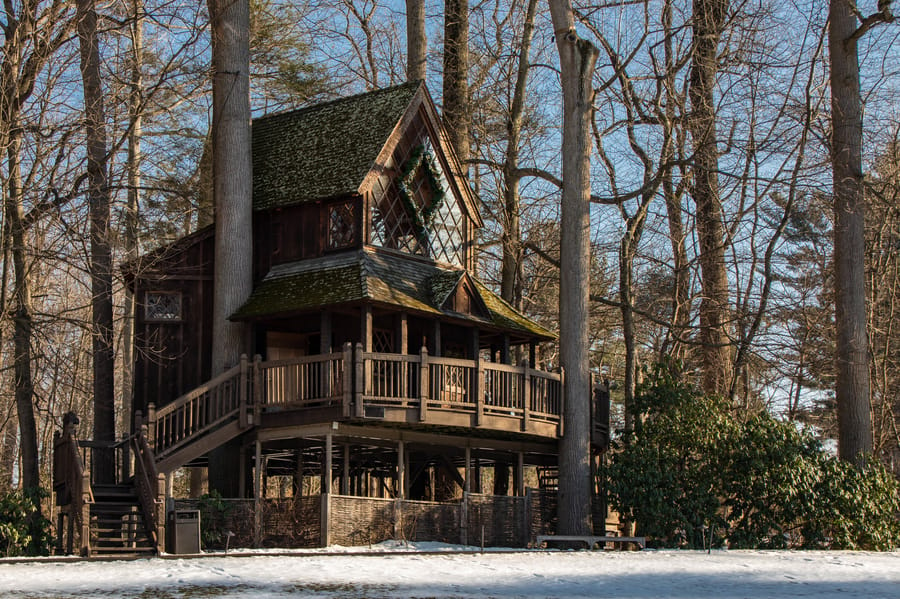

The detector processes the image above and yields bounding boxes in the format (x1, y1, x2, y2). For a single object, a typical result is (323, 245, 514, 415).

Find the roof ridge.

(252, 81, 422, 126)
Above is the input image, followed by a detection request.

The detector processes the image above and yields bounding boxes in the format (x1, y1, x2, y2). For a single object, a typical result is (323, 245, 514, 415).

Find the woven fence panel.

(329, 495, 394, 546)
(398, 500, 460, 543)
(529, 489, 557, 539)
(466, 494, 527, 548)
(260, 496, 321, 548)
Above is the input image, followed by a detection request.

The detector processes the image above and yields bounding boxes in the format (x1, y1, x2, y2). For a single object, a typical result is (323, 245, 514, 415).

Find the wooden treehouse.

(54, 82, 611, 556)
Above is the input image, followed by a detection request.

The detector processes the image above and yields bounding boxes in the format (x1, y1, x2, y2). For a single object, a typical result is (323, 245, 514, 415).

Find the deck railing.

(145, 344, 563, 471)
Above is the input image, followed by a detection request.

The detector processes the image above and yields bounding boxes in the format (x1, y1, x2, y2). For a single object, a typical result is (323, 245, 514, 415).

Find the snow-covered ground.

(1, 543, 899, 598)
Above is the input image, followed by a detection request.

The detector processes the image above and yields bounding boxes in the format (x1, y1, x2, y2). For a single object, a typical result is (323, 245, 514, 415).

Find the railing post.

(418, 346, 429, 422)
(147, 403, 157, 447)
(342, 342, 353, 418)
(253, 354, 263, 426)
(354, 343, 365, 418)
(239, 354, 249, 428)
(522, 359, 531, 432)
(475, 355, 484, 427)
(156, 473, 166, 554)
(80, 474, 91, 557)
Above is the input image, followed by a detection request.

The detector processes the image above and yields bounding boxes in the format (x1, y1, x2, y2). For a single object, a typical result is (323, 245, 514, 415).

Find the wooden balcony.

(147, 343, 564, 469)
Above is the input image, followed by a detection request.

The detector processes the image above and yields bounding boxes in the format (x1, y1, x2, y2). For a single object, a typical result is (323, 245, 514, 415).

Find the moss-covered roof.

(232, 249, 554, 340)
(252, 82, 421, 211)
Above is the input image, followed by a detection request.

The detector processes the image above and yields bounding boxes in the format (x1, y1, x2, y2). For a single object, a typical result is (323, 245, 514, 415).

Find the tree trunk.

(443, 0, 470, 170)
(500, 0, 538, 310)
(829, 0, 873, 466)
(207, 0, 252, 496)
(406, 0, 426, 81)
(5, 127, 39, 494)
(688, 0, 732, 397)
(78, 0, 116, 483)
(121, 0, 143, 435)
(548, 0, 598, 537)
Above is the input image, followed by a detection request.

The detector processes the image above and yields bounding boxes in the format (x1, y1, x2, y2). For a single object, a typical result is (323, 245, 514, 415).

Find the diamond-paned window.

(327, 201, 358, 250)
(145, 292, 182, 322)
(370, 139, 465, 267)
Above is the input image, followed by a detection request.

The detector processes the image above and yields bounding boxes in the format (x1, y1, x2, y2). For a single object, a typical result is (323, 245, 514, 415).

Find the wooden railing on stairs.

(52, 413, 93, 556)
(131, 414, 165, 554)
(148, 356, 253, 463)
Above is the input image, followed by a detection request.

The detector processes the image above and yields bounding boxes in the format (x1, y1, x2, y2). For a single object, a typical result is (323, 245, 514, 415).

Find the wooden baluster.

(342, 343, 352, 418)
(354, 342, 365, 417)
(522, 359, 531, 432)
(475, 355, 484, 426)
(419, 347, 429, 421)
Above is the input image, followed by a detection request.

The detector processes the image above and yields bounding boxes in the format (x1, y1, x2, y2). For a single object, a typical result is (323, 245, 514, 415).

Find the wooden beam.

(342, 444, 350, 494)
(324, 432, 333, 494)
(361, 305, 373, 352)
(397, 439, 406, 499)
(320, 311, 332, 353)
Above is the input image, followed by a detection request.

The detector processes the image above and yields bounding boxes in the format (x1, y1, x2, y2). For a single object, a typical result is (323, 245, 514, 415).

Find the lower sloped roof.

(231, 249, 554, 340)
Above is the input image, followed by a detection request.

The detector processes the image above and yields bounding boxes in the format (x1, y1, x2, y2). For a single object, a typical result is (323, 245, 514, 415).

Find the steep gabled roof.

(252, 82, 421, 211)
(231, 248, 554, 341)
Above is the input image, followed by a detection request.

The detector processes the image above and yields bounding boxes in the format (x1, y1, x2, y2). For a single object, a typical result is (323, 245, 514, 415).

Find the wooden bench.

(535, 534, 646, 550)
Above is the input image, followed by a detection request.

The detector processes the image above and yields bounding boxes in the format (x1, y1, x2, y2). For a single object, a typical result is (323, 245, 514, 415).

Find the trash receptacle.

(166, 510, 201, 554)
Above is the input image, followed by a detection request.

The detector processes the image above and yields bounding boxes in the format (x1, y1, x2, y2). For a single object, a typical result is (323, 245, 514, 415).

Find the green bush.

(606, 364, 900, 550)
(0, 488, 52, 557)
(197, 490, 232, 549)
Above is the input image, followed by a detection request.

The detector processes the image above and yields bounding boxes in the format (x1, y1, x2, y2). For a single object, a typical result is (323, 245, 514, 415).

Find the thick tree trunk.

(443, 0, 470, 170)
(5, 127, 39, 494)
(78, 0, 116, 483)
(207, 0, 252, 496)
(548, 0, 598, 537)
(208, 0, 252, 375)
(688, 0, 732, 397)
(829, 0, 873, 466)
(500, 0, 538, 309)
(122, 0, 143, 435)
(405, 0, 426, 81)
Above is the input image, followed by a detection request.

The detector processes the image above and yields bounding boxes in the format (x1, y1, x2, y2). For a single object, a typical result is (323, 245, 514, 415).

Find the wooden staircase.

(90, 484, 157, 558)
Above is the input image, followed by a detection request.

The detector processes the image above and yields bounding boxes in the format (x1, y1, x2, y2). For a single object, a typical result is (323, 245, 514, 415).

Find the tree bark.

(829, 0, 874, 466)
(406, 0, 426, 81)
(208, 0, 253, 496)
(443, 0, 470, 170)
(688, 0, 732, 397)
(548, 0, 598, 537)
(78, 0, 116, 483)
(122, 0, 143, 435)
(500, 0, 538, 310)
(208, 0, 252, 375)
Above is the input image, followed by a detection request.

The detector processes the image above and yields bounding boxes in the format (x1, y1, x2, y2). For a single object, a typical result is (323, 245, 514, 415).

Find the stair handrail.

(52, 413, 93, 556)
(150, 358, 250, 459)
(131, 410, 165, 554)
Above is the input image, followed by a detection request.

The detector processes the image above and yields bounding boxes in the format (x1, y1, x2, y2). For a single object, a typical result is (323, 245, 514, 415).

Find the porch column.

(320, 311, 332, 353)
(361, 305, 373, 352)
(515, 452, 525, 497)
(464, 446, 471, 494)
(342, 444, 351, 494)
(254, 440, 263, 500)
(397, 439, 406, 499)
(500, 335, 511, 365)
(432, 321, 442, 357)
(529, 341, 537, 367)
(396, 313, 408, 354)
(324, 433, 333, 494)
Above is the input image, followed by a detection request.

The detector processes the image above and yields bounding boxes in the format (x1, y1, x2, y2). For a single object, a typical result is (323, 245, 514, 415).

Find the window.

(326, 201, 358, 250)
(145, 292, 182, 322)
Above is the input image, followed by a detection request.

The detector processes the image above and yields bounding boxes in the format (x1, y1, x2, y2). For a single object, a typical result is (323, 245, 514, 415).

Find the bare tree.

(406, 0, 426, 81)
(829, 0, 894, 466)
(548, 0, 598, 537)
(444, 0, 470, 170)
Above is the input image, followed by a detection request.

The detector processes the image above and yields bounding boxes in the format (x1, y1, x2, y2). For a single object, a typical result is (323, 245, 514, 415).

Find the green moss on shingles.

(473, 279, 555, 339)
(252, 82, 421, 211)
(231, 265, 363, 318)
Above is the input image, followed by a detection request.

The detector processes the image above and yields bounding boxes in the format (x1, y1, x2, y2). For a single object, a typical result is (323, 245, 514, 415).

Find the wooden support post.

(522, 359, 531, 432)
(342, 444, 350, 494)
(253, 355, 263, 425)
(516, 452, 525, 497)
(460, 492, 468, 546)
(239, 444, 247, 498)
(354, 342, 365, 418)
(239, 354, 249, 428)
(397, 439, 405, 499)
(321, 492, 331, 547)
(501, 335, 511, 365)
(342, 342, 353, 418)
(397, 313, 408, 398)
(147, 403, 156, 446)
(419, 346, 429, 421)
(529, 342, 537, 368)
(432, 321, 442, 357)
(254, 440, 263, 547)
(464, 446, 471, 494)
(475, 355, 484, 427)
(324, 433, 333, 495)
(361, 305, 373, 352)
